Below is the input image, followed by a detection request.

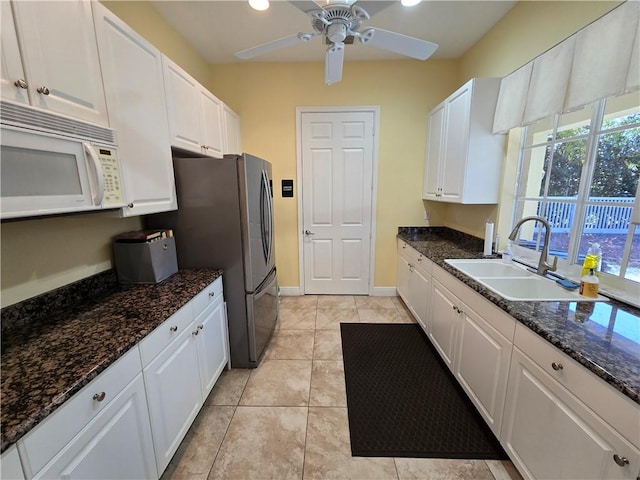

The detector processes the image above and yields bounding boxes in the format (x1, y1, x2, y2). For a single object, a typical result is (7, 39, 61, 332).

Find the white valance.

(492, 63, 531, 134)
(564, 1, 640, 111)
(523, 37, 575, 125)
(493, 1, 640, 133)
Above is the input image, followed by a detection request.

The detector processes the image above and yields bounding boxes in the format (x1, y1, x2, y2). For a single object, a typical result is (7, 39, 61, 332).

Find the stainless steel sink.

(444, 259, 608, 302)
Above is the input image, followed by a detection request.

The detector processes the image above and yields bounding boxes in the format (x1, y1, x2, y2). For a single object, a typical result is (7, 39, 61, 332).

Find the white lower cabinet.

(396, 239, 432, 331)
(143, 322, 203, 475)
(502, 346, 640, 480)
(33, 374, 157, 480)
(142, 276, 229, 476)
(428, 277, 460, 372)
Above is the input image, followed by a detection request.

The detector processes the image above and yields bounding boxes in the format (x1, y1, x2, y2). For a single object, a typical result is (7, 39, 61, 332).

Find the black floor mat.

(340, 322, 508, 459)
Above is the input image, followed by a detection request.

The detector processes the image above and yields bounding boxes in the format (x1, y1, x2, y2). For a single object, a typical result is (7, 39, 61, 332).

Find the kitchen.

(1, 1, 639, 479)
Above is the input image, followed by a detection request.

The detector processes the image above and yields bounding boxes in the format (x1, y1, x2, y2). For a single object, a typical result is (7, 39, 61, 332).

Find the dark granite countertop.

(397, 227, 640, 405)
(0, 268, 223, 453)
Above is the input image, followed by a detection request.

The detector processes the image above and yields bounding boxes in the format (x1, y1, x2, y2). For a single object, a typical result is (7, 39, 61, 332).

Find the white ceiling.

(151, 0, 517, 64)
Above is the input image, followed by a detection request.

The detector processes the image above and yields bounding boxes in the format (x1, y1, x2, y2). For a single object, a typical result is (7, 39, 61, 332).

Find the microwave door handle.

(83, 143, 105, 205)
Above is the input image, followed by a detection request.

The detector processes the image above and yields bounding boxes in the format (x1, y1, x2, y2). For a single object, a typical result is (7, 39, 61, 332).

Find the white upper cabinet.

(1, 2, 28, 106)
(423, 78, 505, 204)
(5, 0, 108, 126)
(223, 104, 242, 155)
(93, 3, 176, 217)
(163, 56, 224, 157)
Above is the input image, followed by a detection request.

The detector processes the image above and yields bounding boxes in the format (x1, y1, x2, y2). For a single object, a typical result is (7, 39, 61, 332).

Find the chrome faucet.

(508, 216, 558, 277)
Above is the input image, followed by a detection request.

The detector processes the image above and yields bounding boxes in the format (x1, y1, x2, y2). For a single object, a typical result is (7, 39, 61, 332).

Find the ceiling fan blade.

(325, 42, 344, 85)
(359, 27, 438, 60)
(290, 0, 323, 14)
(235, 33, 314, 60)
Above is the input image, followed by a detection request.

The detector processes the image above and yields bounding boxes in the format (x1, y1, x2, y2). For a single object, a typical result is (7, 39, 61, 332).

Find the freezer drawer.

(246, 269, 278, 363)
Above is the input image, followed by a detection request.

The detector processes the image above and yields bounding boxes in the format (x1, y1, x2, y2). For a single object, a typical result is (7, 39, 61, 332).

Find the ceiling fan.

(235, 0, 439, 85)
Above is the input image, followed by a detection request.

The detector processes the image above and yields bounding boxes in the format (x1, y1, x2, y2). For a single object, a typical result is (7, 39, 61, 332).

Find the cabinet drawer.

(191, 277, 223, 318)
(514, 323, 640, 448)
(138, 302, 193, 367)
(18, 347, 141, 476)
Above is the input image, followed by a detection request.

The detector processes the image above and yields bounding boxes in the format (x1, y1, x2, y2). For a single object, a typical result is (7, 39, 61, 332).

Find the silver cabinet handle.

(613, 454, 629, 467)
(208, 291, 215, 297)
(197, 324, 203, 330)
(192, 330, 199, 336)
(127, 203, 134, 209)
(162, 244, 168, 251)
(93, 392, 106, 402)
(14, 79, 27, 89)
(37, 86, 50, 95)
(551, 362, 563, 371)
(170, 325, 178, 332)
(304, 230, 315, 236)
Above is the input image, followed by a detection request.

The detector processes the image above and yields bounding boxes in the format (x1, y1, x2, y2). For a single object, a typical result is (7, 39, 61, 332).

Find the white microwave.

(1, 124, 127, 220)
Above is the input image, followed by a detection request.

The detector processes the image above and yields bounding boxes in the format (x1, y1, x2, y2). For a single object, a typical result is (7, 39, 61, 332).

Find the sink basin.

(444, 259, 533, 278)
(445, 259, 608, 302)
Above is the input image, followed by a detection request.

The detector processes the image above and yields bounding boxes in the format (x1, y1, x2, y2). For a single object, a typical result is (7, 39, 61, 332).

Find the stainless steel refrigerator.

(147, 152, 278, 368)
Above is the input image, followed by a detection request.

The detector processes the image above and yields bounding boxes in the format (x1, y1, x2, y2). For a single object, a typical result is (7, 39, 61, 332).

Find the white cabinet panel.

(143, 324, 202, 476)
(502, 347, 640, 480)
(195, 300, 229, 398)
(1, 2, 28, 106)
(408, 264, 431, 332)
(33, 375, 157, 480)
(10, 0, 108, 125)
(396, 241, 411, 303)
(223, 104, 242, 155)
(93, 3, 176, 216)
(200, 89, 223, 157)
(455, 307, 511, 437)
(428, 278, 459, 372)
(1, 445, 25, 480)
(422, 78, 504, 204)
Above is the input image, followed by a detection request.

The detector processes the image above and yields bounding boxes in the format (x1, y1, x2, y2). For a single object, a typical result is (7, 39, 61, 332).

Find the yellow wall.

(207, 60, 458, 288)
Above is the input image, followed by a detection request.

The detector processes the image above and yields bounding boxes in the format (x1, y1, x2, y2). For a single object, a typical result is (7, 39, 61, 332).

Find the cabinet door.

(502, 347, 640, 480)
(12, 0, 107, 125)
(223, 104, 242, 155)
(1, 2, 28, 105)
(200, 89, 224, 158)
(440, 84, 471, 202)
(423, 103, 445, 200)
(195, 299, 229, 399)
(396, 248, 411, 304)
(428, 279, 460, 372)
(33, 375, 157, 480)
(143, 323, 202, 476)
(93, 3, 177, 216)
(408, 263, 430, 332)
(455, 304, 511, 437)
(162, 57, 203, 154)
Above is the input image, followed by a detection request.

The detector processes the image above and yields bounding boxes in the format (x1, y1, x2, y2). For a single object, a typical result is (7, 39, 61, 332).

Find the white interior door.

(300, 109, 376, 294)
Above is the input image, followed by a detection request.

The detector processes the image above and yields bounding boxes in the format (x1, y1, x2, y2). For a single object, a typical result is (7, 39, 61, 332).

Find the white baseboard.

(279, 286, 397, 297)
(279, 286, 302, 296)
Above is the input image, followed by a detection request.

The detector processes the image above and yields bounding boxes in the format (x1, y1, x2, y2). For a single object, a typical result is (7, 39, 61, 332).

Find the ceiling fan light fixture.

(248, 0, 269, 11)
(401, 0, 421, 6)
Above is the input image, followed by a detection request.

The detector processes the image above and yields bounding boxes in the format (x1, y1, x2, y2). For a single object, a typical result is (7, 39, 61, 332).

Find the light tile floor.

(161, 295, 523, 480)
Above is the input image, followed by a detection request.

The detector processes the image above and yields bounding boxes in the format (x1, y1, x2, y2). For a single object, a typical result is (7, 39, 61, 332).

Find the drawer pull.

(37, 85, 50, 95)
(93, 392, 106, 402)
(613, 454, 629, 467)
(170, 326, 178, 332)
(192, 330, 199, 336)
(208, 291, 215, 297)
(197, 324, 204, 330)
(551, 362, 563, 371)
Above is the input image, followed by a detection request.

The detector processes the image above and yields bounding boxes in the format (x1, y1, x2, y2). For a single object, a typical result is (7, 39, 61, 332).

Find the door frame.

(295, 106, 380, 295)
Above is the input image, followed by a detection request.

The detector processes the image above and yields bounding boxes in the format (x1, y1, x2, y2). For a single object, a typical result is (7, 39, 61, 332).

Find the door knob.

(37, 86, 50, 95)
(304, 230, 315, 236)
(14, 79, 27, 89)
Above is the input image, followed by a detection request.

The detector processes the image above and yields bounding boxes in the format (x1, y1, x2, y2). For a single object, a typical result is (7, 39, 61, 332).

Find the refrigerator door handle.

(261, 169, 274, 266)
(259, 171, 269, 264)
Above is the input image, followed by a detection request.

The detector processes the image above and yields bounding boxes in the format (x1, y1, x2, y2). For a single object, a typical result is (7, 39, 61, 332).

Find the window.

(513, 92, 640, 285)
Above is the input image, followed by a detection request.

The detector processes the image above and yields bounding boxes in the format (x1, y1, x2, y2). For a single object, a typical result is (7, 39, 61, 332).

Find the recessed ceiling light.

(401, 0, 421, 6)
(249, 0, 269, 11)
